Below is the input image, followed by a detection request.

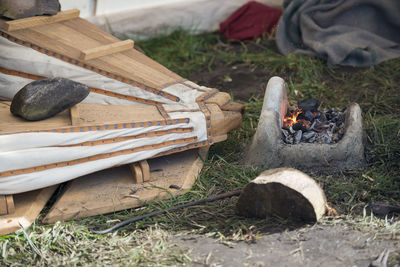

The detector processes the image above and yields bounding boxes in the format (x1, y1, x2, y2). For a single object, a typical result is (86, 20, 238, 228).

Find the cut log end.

(236, 168, 327, 222)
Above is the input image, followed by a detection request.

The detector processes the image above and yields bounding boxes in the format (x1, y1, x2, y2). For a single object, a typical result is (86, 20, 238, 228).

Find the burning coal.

(282, 98, 345, 144)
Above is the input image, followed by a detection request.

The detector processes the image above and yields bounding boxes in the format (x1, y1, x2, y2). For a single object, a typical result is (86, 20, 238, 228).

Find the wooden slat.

(0, 10, 80, 31)
(0, 186, 57, 236)
(5, 17, 183, 89)
(5, 195, 15, 214)
(80, 40, 134, 60)
(69, 105, 80, 126)
(0, 196, 7, 215)
(130, 164, 144, 184)
(140, 160, 151, 182)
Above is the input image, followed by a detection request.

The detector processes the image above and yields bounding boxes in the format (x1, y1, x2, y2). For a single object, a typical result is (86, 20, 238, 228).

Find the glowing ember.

(283, 109, 301, 128)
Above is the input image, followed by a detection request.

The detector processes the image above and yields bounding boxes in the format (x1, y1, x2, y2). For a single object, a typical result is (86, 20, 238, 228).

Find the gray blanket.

(276, 0, 400, 67)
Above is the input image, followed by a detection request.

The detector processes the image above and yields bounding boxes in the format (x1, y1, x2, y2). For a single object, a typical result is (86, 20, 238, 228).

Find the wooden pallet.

(0, 10, 243, 235)
(44, 147, 208, 223)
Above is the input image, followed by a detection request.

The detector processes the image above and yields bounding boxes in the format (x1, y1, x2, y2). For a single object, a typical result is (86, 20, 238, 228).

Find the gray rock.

(11, 78, 90, 121)
(0, 0, 60, 20)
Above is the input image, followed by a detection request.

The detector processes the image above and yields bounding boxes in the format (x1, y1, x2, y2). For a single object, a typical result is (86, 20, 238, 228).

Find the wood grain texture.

(0, 186, 57, 236)
(69, 105, 80, 126)
(43, 148, 208, 223)
(0, 10, 80, 31)
(80, 40, 134, 60)
(4, 16, 183, 89)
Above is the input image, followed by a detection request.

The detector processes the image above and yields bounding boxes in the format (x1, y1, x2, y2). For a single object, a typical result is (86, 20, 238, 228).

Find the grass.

(1, 30, 399, 265)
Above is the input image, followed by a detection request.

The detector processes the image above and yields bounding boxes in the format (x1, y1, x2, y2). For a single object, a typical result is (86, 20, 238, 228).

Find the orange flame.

(283, 108, 312, 129)
(283, 109, 301, 128)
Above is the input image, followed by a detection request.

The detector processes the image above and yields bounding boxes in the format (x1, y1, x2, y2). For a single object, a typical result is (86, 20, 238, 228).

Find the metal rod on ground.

(91, 190, 242, 234)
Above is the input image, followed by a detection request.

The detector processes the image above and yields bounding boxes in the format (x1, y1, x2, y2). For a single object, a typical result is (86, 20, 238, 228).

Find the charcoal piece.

(292, 122, 307, 132)
(308, 120, 316, 131)
(283, 135, 294, 144)
(297, 110, 315, 122)
(316, 112, 327, 122)
(302, 131, 316, 142)
(294, 130, 302, 144)
(322, 133, 332, 144)
(332, 133, 339, 142)
(298, 98, 320, 112)
(288, 126, 296, 134)
(11, 77, 90, 121)
(0, 0, 60, 19)
(281, 129, 290, 139)
(336, 121, 345, 128)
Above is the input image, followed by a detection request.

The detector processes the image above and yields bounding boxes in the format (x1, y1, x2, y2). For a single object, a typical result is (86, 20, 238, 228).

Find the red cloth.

(220, 1, 282, 40)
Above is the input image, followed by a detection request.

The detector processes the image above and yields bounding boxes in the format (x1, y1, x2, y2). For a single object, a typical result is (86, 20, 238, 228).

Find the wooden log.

(236, 168, 327, 222)
(80, 40, 134, 60)
(0, 10, 80, 31)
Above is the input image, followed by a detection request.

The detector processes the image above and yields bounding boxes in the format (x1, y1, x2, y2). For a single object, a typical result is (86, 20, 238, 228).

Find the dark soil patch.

(189, 64, 268, 101)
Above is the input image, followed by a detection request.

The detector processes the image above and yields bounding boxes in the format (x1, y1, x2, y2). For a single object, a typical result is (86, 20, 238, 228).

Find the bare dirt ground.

(174, 223, 399, 266)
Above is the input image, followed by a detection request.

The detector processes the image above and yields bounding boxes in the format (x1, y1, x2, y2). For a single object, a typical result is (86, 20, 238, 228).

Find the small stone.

(11, 77, 90, 121)
(298, 98, 320, 112)
(0, 0, 60, 19)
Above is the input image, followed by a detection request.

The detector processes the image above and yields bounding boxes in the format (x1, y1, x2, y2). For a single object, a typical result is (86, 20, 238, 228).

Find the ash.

(282, 98, 345, 145)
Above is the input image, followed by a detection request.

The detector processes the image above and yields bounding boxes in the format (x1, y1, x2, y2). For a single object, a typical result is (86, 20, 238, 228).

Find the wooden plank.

(129, 163, 144, 184)
(140, 160, 151, 182)
(0, 10, 80, 31)
(5, 195, 15, 214)
(0, 196, 7, 215)
(0, 102, 162, 135)
(0, 186, 57, 236)
(6, 17, 183, 89)
(69, 105, 80, 126)
(43, 148, 208, 223)
(80, 40, 134, 60)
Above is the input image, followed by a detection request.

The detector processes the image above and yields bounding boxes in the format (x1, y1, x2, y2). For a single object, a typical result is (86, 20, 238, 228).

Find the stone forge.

(244, 76, 365, 172)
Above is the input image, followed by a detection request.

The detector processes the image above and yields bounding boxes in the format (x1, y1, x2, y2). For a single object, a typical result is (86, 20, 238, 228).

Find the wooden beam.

(79, 40, 134, 60)
(0, 9, 80, 31)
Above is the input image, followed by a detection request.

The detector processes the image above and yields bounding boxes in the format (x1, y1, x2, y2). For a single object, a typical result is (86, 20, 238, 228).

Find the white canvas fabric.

(0, 36, 205, 104)
(0, 103, 208, 194)
(0, 35, 213, 194)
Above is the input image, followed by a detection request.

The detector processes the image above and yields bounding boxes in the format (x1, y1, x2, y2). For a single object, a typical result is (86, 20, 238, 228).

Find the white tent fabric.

(0, 36, 206, 104)
(84, 0, 283, 39)
(0, 33, 214, 194)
